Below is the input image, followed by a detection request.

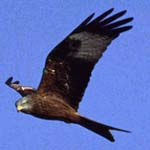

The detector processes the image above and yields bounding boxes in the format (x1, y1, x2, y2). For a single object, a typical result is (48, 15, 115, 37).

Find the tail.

(76, 115, 130, 142)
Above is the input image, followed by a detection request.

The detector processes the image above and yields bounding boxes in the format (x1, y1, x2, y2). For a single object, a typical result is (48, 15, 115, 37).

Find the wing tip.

(87, 13, 95, 20)
(5, 76, 13, 85)
(111, 25, 133, 35)
(127, 17, 134, 22)
(106, 7, 114, 13)
(122, 9, 127, 14)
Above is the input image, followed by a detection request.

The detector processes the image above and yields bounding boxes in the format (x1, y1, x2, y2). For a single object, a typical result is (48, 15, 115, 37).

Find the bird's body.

(15, 92, 129, 142)
(6, 8, 133, 142)
(18, 93, 77, 122)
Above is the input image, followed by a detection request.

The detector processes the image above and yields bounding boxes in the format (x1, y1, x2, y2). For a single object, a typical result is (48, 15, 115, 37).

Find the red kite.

(6, 8, 133, 142)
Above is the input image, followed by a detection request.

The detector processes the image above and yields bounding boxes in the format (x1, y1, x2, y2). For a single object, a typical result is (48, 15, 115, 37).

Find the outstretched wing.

(37, 8, 133, 110)
(5, 77, 36, 96)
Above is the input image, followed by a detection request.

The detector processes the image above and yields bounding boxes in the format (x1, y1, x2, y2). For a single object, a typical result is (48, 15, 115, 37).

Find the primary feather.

(38, 8, 133, 110)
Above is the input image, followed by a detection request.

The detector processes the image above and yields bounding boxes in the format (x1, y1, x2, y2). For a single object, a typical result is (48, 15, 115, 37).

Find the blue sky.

(0, 1, 149, 150)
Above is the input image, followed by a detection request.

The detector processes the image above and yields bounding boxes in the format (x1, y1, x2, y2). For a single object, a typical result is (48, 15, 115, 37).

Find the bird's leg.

(5, 77, 36, 96)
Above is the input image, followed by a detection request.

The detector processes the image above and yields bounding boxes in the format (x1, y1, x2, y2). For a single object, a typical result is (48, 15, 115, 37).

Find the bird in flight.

(6, 8, 133, 142)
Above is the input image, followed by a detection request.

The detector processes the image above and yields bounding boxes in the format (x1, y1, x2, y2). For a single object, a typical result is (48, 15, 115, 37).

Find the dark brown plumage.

(6, 8, 133, 142)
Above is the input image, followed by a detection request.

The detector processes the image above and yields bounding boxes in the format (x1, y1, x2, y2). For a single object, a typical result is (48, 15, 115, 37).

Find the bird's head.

(15, 96, 33, 114)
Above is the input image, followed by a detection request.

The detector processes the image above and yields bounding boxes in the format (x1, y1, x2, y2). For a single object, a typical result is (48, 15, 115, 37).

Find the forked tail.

(77, 115, 130, 142)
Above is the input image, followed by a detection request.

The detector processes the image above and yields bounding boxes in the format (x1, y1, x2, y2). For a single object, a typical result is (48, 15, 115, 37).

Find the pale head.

(15, 96, 32, 114)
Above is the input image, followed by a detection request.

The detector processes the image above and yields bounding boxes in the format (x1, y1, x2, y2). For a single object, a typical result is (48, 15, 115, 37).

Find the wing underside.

(37, 8, 133, 110)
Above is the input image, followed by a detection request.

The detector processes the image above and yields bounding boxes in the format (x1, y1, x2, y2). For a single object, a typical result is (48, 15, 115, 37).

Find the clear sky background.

(0, 1, 149, 150)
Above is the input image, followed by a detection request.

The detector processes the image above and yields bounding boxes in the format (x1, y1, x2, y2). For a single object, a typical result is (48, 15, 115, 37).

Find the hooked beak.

(15, 97, 30, 114)
(16, 105, 24, 112)
(15, 99, 24, 112)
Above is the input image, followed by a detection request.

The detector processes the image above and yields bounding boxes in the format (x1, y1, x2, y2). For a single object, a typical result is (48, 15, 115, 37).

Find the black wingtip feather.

(5, 76, 13, 85)
(73, 13, 95, 33)
(111, 25, 133, 34)
(100, 10, 127, 26)
(89, 8, 114, 24)
(102, 17, 133, 31)
(72, 8, 133, 35)
(83, 13, 95, 25)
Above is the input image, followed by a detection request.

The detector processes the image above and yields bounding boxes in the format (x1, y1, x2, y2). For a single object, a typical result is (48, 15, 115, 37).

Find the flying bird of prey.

(6, 8, 133, 142)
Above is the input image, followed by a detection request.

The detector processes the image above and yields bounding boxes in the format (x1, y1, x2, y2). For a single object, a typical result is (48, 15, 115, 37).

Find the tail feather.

(77, 116, 130, 142)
